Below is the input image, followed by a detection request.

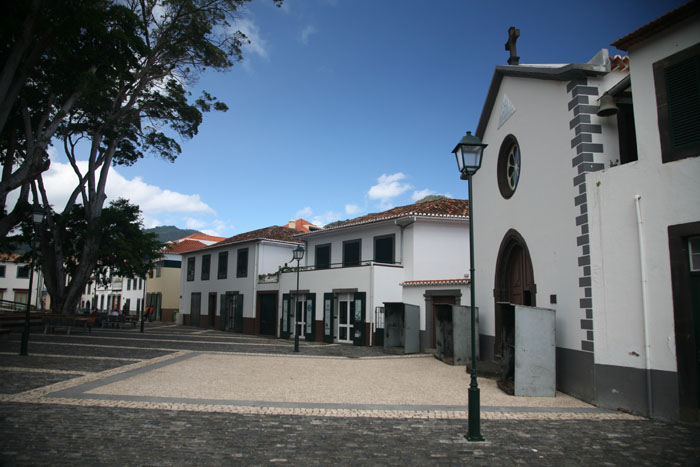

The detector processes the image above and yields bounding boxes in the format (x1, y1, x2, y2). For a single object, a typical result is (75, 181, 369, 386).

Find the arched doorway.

(493, 229, 536, 392)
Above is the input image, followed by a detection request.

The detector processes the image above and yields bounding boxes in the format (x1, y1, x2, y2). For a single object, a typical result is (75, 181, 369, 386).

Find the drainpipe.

(394, 217, 416, 265)
(634, 194, 653, 418)
(369, 261, 374, 347)
(253, 241, 260, 333)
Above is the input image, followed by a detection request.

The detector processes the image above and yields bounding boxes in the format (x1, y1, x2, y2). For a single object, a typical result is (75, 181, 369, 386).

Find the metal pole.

(294, 257, 301, 352)
(19, 261, 35, 356)
(467, 171, 484, 441)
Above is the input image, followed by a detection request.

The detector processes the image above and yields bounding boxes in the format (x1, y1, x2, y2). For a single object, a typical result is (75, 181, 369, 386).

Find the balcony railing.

(257, 260, 402, 284)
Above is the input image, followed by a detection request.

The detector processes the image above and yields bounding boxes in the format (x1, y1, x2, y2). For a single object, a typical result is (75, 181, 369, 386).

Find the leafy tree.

(24, 199, 163, 311)
(0, 0, 124, 237)
(3, 0, 282, 314)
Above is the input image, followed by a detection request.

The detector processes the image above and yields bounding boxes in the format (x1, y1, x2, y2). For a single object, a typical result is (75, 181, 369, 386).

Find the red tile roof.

(165, 239, 208, 254)
(181, 233, 226, 243)
(0, 253, 20, 262)
(612, 1, 699, 51)
(301, 198, 469, 236)
(610, 55, 630, 72)
(214, 226, 303, 248)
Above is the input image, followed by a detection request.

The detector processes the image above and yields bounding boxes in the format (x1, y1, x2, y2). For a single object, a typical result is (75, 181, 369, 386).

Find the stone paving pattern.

(0, 323, 698, 466)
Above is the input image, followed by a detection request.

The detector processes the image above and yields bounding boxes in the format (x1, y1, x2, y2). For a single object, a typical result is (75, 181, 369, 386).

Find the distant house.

(179, 226, 301, 333)
(278, 198, 471, 349)
(468, 2, 699, 421)
(285, 218, 321, 233)
(78, 233, 224, 318)
(146, 234, 224, 321)
(0, 253, 45, 310)
(83, 272, 145, 315)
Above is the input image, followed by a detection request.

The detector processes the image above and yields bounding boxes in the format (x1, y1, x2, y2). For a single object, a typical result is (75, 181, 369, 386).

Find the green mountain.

(145, 226, 203, 243)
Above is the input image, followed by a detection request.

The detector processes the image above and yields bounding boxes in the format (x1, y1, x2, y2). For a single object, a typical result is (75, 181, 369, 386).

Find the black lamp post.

(20, 208, 45, 356)
(292, 244, 305, 353)
(452, 130, 487, 442)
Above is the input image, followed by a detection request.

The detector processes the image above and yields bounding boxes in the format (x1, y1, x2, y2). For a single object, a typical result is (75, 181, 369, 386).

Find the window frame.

(236, 248, 249, 278)
(315, 244, 331, 269)
(373, 234, 396, 264)
(342, 239, 362, 267)
(653, 43, 700, 164)
(186, 257, 195, 282)
(218, 251, 228, 279)
(201, 254, 211, 281)
(497, 134, 521, 199)
(16, 265, 30, 279)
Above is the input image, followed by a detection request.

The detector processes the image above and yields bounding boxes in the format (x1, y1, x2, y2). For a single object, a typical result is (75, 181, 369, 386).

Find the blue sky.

(45, 0, 686, 236)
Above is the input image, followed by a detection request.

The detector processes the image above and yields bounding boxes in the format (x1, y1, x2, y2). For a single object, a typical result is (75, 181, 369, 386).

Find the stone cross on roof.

(505, 26, 520, 65)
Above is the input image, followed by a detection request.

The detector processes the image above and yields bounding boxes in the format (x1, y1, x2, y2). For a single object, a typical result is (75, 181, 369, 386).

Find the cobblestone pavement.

(0, 323, 698, 466)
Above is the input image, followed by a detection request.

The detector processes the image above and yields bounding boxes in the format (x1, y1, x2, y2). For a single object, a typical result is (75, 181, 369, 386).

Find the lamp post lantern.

(20, 208, 45, 356)
(452, 130, 487, 441)
(292, 244, 305, 353)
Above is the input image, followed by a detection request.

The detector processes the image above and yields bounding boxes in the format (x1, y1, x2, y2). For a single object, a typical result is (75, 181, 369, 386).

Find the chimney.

(289, 219, 296, 229)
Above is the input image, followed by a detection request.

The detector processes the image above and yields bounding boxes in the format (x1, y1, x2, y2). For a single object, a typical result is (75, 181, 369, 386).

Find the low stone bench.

(43, 315, 94, 335)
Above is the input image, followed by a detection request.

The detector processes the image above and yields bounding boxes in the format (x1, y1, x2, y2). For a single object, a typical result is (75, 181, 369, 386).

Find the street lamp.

(452, 130, 487, 441)
(292, 244, 305, 353)
(20, 207, 45, 356)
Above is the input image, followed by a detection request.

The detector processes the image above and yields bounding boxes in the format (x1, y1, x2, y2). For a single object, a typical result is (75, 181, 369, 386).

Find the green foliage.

(416, 195, 448, 204)
(3, 0, 284, 314)
(40, 199, 163, 280)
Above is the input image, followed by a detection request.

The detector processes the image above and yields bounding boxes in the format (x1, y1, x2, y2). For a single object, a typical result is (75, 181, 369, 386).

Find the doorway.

(259, 293, 277, 336)
(337, 294, 355, 344)
(493, 229, 536, 392)
(669, 223, 700, 422)
(294, 295, 306, 340)
(208, 292, 217, 328)
(431, 295, 457, 348)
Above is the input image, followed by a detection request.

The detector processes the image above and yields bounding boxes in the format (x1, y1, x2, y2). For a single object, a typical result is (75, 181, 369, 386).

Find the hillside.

(145, 226, 203, 243)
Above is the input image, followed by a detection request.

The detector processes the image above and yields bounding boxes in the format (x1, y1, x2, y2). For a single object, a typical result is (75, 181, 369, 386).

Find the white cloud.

(311, 211, 342, 227)
(185, 217, 207, 230)
(296, 206, 313, 218)
(32, 159, 216, 228)
(412, 189, 435, 201)
(300, 25, 317, 45)
(235, 18, 269, 61)
(368, 172, 412, 208)
(345, 204, 362, 215)
(201, 219, 235, 238)
(411, 189, 454, 202)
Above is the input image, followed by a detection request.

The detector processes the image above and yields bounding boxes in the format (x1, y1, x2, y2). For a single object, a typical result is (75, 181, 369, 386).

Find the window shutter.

(665, 55, 700, 149)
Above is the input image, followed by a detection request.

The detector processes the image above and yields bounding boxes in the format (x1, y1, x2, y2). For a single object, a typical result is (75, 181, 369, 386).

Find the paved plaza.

(1, 323, 698, 465)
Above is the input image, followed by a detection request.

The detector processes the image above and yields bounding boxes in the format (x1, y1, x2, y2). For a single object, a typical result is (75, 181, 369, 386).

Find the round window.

(497, 135, 521, 199)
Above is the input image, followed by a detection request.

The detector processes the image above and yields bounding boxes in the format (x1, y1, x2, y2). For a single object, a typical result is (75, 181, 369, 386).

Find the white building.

(278, 198, 471, 349)
(469, 3, 699, 421)
(146, 234, 225, 322)
(179, 226, 301, 332)
(82, 273, 145, 316)
(0, 253, 45, 310)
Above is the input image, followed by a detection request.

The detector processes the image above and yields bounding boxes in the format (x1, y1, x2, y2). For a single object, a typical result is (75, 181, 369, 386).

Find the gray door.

(190, 293, 201, 327)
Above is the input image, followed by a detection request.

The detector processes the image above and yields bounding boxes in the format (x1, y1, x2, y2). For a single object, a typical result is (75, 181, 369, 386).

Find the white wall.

(588, 18, 700, 372)
(0, 260, 43, 308)
(473, 75, 585, 351)
(411, 220, 469, 280)
(180, 241, 296, 319)
(304, 222, 401, 268)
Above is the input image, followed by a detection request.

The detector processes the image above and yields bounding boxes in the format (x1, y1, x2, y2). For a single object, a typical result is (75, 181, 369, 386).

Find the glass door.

(337, 295, 355, 344)
(292, 295, 306, 340)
